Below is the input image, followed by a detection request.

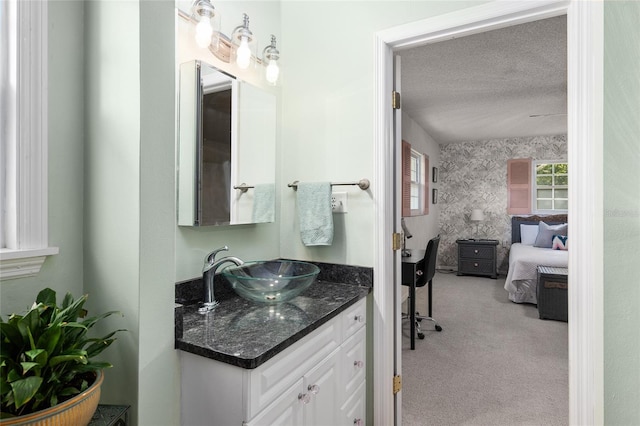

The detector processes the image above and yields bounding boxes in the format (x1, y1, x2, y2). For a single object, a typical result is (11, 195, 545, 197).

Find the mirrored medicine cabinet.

(177, 60, 276, 226)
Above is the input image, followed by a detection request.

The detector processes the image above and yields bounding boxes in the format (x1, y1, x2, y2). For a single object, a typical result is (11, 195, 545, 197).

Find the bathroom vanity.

(176, 279, 369, 426)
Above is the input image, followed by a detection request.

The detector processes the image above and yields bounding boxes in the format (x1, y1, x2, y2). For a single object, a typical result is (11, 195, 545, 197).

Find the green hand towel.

(297, 182, 333, 246)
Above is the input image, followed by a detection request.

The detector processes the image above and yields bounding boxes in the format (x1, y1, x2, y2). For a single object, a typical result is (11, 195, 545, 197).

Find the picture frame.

(432, 188, 438, 204)
(432, 167, 438, 183)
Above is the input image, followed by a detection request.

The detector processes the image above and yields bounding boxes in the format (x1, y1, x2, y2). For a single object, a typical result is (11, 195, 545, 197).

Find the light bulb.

(195, 18, 213, 48)
(236, 37, 251, 69)
(265, 59, 280, 84)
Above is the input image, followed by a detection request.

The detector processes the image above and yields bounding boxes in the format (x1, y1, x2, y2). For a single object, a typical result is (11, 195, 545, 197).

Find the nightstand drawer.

(459, 246, 494, 260)
(459, 259, 494, 275)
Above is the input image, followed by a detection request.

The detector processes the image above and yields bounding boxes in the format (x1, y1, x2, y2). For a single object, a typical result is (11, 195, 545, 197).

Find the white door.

(392, 53, 403, 426)
(303, 348, 341, 426)
(245, 378, 304, 426)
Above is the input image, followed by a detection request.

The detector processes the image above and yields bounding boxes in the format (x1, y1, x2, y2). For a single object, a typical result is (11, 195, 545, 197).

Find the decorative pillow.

(534, 221, 568, 248)
(519, 224, 539, 245)
(552, 234, 568, 250)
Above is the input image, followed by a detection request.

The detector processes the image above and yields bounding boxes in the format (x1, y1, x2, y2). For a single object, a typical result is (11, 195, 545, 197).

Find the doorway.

(371, 2, 604, 425)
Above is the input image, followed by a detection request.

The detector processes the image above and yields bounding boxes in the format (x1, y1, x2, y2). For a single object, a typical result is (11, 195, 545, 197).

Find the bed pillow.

(534, 221, 568, 248)
(519, 224, 539, 245)
(552, 234, 568, 250)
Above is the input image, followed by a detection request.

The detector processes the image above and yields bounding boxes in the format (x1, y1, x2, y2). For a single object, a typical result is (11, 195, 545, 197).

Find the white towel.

(297, 182, 333, 246)
(252, 183, 275, 223)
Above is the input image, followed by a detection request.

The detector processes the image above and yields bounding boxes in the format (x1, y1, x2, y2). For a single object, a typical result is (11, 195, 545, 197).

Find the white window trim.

(0, 0, 58, 281)
(409, 149, 422, 213)
(532, 160, 568, 214)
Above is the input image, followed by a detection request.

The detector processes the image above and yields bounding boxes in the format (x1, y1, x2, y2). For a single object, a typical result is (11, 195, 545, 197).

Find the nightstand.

(456, 239, 499, 279)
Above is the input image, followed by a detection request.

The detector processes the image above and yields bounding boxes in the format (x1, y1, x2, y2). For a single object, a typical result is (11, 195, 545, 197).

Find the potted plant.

(0, 288, 123, 425)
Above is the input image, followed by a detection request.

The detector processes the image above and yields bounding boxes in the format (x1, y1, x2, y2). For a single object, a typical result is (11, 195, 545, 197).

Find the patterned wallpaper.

(438, 135, 567, 273)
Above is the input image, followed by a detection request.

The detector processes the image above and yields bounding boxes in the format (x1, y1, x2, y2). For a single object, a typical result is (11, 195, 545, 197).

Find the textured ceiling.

(400, 16, 567, 144)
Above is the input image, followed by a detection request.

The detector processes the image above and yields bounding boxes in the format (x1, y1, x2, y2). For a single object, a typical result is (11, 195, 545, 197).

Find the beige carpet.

(401, 271, 568, 426)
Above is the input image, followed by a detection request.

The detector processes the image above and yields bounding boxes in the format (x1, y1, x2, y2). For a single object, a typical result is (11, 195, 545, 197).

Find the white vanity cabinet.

(180, 298, 367, 426)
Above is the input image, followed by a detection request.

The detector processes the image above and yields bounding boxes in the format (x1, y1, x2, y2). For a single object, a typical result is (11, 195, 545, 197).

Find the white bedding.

(504, 243, 568, 304)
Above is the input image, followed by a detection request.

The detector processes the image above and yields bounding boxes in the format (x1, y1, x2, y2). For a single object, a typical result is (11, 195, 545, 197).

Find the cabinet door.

(341, 327, 366, 402)
(340, 380, 366, 426)
(303, 347, 341, 426)
(245, 378, 304, 426)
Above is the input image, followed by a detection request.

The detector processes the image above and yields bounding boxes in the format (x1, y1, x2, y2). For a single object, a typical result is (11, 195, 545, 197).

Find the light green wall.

(84, 0, 142, 422)
(84, 1, 178, 424)
(0, 2, 84, 313)
(278, 1, 482, 267)
(603, 1, 640, 424)
(138, 1, 179, 425)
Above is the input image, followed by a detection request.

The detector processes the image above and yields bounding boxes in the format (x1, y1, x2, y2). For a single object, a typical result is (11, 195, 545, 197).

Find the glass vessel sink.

(221, 260, 320, 303)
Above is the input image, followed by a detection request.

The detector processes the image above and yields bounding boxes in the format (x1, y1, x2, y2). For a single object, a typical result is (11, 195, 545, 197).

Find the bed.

(504, 215, 568, 304)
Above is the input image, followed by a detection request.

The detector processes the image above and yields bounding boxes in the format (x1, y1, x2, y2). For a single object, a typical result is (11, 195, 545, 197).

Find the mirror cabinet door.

(177, 60, 276, 226)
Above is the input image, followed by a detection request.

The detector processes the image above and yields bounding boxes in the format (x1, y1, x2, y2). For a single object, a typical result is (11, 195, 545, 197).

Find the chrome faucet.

(200, 246, 244, 313)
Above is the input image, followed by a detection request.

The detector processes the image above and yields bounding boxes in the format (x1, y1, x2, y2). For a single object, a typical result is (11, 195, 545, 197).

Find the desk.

(402, 250, 426, 350)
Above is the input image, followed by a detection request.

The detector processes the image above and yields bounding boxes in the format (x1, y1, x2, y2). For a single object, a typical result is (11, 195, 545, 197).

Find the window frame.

(0, 0, 58, 280)
(532, 160, 568, 214)
(401, 139, 429, 217)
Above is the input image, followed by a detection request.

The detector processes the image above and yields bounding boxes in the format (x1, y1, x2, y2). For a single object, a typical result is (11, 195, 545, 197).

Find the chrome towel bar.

(287, 179, 370, 191)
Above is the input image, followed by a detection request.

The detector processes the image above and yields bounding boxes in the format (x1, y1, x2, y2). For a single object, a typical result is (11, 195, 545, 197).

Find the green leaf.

(0, 321, 24, 348)
(19, 362, 40, 374)
(61, 293, 74, 310)
(17, 309, 41, 345)
(24, 349, 45, 362)
(59, 386, 80, 396)
(36, 288, 57, 307)
(49, 354, 87, 367)
(10, 376, 42, 409)
(0, 375, 11, 396)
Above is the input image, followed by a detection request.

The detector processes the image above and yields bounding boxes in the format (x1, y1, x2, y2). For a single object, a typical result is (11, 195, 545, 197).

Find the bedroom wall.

(401, 112, 441, 252)
(438, 135, 567, 273)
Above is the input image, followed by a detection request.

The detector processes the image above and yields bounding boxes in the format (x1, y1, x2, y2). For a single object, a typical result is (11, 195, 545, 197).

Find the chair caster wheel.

(418, 332, 425, 339)
(435, 325, 442, 332)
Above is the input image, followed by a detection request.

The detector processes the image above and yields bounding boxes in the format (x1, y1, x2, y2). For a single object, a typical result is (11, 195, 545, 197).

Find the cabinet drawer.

(342, 298, 366, 340)
(459, 245, 494, 260)
(340, 327, 366, 402)
(459, 259, 494, 275)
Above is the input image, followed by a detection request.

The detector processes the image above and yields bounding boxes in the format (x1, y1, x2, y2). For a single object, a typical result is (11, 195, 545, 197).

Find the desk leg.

(428, 279, 433, 318)
(410, 282, 416, 350)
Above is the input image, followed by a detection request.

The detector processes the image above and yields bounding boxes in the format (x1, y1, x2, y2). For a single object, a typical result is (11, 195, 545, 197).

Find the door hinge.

(393, 375, 402, 394)
(392, 91, 401, 109)
(392, 233, 402, 251)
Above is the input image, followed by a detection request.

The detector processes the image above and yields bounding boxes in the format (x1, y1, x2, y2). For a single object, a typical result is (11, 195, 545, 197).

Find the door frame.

(372, 1, 604, 424)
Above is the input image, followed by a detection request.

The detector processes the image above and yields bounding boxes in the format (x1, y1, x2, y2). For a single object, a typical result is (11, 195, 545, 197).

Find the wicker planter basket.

(0, 370, 103, 426)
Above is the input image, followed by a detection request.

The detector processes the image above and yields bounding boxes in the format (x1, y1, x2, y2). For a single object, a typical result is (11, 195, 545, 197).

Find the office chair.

(403, 235, 442, 349)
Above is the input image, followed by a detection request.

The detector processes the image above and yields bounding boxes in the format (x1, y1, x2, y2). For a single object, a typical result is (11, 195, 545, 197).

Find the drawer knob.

(354, 315, 364, 323)
(308, 384, 320, 395)
(354, 360, 364, 368)
(354, 419, 363, 426)
(474, 249, 479, 254)
(298, 393, 311, 404)
(474, 263, 478, 267)
(416, 270, 423, 276)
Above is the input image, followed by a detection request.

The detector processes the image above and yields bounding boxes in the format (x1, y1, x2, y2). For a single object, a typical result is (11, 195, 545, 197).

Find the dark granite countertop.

(175, 280, 370, 369)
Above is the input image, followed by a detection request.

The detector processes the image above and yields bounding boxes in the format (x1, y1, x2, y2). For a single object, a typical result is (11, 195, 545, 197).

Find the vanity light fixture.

(180, 6, 282, 77)
(191, 0, 217, 49)
(232, 13, 254, 69)
(263, 35, 280, 85)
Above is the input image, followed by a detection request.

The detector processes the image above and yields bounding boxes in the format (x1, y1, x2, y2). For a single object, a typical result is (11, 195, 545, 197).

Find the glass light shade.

(236, 37, 252, 69)
(265, 59, 279, 84)
(195, 18, 213, 48)
(470, 209, 485, 222)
